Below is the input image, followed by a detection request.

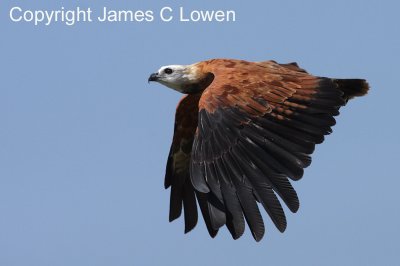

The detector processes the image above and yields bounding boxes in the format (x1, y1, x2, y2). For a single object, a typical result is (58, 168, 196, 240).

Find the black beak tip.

(148, 73, 158, 83)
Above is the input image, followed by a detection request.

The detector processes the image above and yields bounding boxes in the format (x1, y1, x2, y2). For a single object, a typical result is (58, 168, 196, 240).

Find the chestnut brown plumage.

(149, 59, 369, 241)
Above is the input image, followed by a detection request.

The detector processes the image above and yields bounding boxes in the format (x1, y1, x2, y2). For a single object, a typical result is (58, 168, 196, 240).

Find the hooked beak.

(148, 73, 159, 83)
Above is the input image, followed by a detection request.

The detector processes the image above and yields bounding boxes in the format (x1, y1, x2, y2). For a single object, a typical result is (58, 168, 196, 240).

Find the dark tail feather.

(333, 79, 369, 102)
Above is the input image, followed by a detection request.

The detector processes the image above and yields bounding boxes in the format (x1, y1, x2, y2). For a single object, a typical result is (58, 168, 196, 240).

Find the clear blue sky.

(1, 1, 399, 265)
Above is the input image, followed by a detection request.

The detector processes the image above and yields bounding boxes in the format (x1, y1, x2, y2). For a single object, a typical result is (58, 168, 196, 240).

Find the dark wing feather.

(189, 59, 368, 241)
(195, 192, 219, 237)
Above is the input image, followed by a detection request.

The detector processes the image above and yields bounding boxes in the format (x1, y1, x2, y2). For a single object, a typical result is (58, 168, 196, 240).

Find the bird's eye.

(164, 68, 173, 74)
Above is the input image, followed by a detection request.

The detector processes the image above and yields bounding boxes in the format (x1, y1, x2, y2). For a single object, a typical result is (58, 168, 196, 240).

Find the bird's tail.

(333, 79, 369, 102)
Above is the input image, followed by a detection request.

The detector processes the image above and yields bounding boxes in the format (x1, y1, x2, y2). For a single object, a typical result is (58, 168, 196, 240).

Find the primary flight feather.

(148, 59, 369, 241)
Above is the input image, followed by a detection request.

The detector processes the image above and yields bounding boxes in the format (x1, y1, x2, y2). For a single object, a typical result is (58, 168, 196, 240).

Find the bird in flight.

(148, 59, 368, 241)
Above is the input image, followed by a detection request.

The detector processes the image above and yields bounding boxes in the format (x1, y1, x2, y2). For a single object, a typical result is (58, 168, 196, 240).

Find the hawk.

(148, 59, 369, 241)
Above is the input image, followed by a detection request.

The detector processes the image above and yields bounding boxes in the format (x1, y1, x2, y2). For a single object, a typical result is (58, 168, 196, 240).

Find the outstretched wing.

(190, 60, 364, 241)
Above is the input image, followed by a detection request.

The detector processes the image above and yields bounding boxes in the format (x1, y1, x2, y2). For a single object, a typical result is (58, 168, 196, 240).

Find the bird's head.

(148, 64, 213, 94)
